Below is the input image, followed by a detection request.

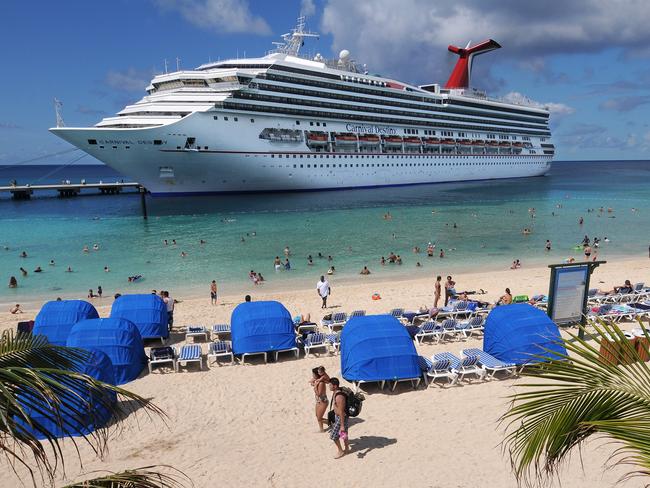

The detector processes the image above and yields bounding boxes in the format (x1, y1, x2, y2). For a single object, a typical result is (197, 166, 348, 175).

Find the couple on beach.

(311, 367, 351, 459)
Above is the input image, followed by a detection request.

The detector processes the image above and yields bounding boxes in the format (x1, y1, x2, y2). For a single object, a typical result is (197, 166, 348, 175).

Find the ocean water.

(1, 161, 649, 306)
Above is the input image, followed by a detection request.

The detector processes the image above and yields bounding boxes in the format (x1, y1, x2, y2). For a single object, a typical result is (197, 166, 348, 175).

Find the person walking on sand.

(317, 276, 330, 309)
(210, 280, 218, 305)
(329, 378, 350, 458)
(434, 275, 442, 308)
(310, 366, 330, 432)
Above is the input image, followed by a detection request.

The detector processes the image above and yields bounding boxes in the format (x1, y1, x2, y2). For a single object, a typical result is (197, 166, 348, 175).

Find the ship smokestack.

(444, 39, 501, 89)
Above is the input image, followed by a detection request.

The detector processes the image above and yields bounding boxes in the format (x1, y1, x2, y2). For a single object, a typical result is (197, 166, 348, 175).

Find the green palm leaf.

(0, 330, 166, 487)
(503, 319, 650, 485)
(61, 465, 191, 487)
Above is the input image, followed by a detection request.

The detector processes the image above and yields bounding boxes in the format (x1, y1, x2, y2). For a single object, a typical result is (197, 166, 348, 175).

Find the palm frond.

(502, 319, 650, 485)
(0, 330, 166, 487)
(61, 465, 191, 488)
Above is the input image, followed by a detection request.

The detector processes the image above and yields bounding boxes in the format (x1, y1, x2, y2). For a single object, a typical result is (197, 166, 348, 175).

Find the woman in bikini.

(310, 366, 330, 432)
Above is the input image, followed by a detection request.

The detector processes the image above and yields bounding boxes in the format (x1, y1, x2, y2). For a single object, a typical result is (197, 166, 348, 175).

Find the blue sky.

(1, 0, 649, 165)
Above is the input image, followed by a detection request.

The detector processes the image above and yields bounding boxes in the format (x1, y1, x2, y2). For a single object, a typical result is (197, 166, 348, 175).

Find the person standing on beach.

(317, 276, 330, 309)
(329, 378, 350, 459)
(210, 280, 218, 305)
(434, 275, 442, 308)
(310, 366, 330, 432)
(97, 286, 102, 298)
(444, 276, 456, 306)
(163, 291, 174, 330)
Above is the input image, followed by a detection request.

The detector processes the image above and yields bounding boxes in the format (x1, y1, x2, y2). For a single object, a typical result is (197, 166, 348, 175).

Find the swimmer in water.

(49, 260, 55, 266)
(104, 266, 110, 272)
(66, 266, 73, 272)
(180, 251, 187, 258)
(83, 245, 89, 253)
(164, 239, 168, 245)
(20, 267, 27, 277)
(93, 243, 100, 251)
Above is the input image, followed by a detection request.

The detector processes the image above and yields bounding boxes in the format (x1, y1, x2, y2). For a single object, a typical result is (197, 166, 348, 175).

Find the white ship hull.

(52, 112, 551, 196)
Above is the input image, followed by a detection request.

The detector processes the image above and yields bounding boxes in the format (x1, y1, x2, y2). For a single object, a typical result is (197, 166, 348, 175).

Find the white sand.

(1, 257, 649, 487)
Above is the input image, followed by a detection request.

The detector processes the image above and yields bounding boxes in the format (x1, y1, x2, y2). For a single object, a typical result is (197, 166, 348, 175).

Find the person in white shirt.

(163, 290, 174, 330)
(316, 276, 330, 309)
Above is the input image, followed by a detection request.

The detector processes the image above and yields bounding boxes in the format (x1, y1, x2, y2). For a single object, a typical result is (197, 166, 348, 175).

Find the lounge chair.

(304, 333, 329, 357)
(587, 288, 609, 304)
(176, 344, 202, 372)
(186, 325, 209, 342)
(434, 352, 485, 381)
(390, 308, 409, 324)
(349, 310, 366, 318)
(207, 340, 234, 366)
(211, 323, 231, 339)
(325, 333, 341, 354)
(414, 321, 442, 344)
(148, 346, 176, 373)
(455, 316, 485, 338)
(324, 312, 347, 333)
(461, 348, 516, 378)
(418, 355, 458, 387)
(296, 322, 318, 334)
(440, 319, 459, 341)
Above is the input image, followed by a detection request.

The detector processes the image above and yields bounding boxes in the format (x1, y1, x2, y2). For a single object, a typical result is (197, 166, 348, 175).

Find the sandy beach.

(1, 256, 649, 487)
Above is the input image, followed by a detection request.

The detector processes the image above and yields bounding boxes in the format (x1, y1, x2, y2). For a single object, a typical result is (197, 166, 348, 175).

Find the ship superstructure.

(51, 16, 554, 195)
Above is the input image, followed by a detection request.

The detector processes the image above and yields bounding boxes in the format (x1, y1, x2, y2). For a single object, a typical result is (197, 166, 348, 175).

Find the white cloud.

(154, 0, 271, 34)
(320, 0, 650, 88)
(501, 92, 575, 117)
(105, 68, 152, 92)
(301, 0, 316, 17)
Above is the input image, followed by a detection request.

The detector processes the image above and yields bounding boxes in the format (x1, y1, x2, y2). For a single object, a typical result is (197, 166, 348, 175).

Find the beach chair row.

(587, 301, 650, 324)
(418, 348, 517, 387)
(148, 341, 235, 373)
(184, 323, 231, 342)
(588, 283, 650, 305)
(414, 317, 485, 344)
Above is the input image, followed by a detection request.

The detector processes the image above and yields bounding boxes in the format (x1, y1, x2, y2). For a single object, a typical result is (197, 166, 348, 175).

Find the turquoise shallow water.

(1, 161, 649, 306)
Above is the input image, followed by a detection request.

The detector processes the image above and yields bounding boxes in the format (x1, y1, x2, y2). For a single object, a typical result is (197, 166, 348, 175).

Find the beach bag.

(150, 346, 174, 361)
(341, 387, 364, 417)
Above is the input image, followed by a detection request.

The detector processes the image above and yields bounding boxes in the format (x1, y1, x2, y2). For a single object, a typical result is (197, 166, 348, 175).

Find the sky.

(1, 0, 650, 165)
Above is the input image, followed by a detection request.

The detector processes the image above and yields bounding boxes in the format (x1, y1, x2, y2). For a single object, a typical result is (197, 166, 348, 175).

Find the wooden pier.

(0, 182, 142, 200)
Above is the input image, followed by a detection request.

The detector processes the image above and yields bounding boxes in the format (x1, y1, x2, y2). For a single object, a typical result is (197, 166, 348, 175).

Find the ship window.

(224, 116, 229, 121)
(310, 122, 313, 126)
(125, 146, 130, 149)
(154, 140, 163, 145)
(323, 123, 327, 127)
(271, 155, 274, 158)
(307, 164, 311, 168)
(87, 139, 97, 145)
(296, 120, 300, 125)
(234, 117, 238, 121)
(316, 122, 320, 126)
(213, 116, 218, 120)
(250, 118, 254, 123)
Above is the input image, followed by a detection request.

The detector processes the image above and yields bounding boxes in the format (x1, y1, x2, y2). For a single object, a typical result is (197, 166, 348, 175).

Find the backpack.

(339, 386, 365, 417)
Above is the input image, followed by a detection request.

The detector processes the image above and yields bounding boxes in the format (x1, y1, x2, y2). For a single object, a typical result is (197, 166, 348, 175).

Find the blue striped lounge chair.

(349, 310, 366, 318)
(326, 312, 347, 333)
(186, 325, 208, 342)
(325, 333, 341, 354)
(304, 333, 328, 357)
(455, 316, 484, 338)
(452, 300, 470, 318)
(176, 344, 203, 372)
(418, 355, 458, 387)
(207, 340, 234, 366)
(389, 308, 405, 321)
(211, 323, 231, 339)
(434, 352, 486, 381)
(587, 288, 609, 305)
(440, 319, 459, 341)
(415, 321, 442, 344)
(462, 348, 516, 378)
(148, 346, 176, 373)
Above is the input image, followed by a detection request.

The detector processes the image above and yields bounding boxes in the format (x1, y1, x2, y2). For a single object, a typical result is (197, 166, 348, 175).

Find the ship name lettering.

(345, 124, 396, 135)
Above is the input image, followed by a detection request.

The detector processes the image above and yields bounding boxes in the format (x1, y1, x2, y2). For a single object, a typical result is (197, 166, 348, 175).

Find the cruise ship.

(51, 16, 554, 195)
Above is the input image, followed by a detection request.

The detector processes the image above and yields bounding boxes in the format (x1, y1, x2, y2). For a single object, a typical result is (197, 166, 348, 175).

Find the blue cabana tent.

(341, 315, 421, 382)
(230, 301, 296, 355)
(67, 318, 147, 384)
(17, 349, 116, 439)
(110, 294, 168, 340)
(483, 304, 567, 365)
(33, 300, 99, 346)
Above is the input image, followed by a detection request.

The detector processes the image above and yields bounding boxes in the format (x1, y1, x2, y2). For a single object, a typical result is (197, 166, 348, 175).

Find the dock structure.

(0, 182, 142, 200)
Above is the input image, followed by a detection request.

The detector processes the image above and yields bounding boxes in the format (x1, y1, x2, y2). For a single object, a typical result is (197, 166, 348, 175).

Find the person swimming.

(82, 245, 89, 253)
(93, 243, 100, 251)
(327, 266, 335, 275)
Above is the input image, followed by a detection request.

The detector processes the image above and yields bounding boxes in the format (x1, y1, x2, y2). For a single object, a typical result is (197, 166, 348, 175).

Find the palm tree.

(503, 319, 650, 485)
(0, 330, 188, 487)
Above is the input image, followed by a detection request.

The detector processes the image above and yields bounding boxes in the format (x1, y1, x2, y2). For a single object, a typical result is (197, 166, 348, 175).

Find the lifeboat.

(306, 132, 328, 145)
(499, 141, 511, 147)
(472, 140, 485, 146)
(512, 141, 523, 147)
(358, 134, 380, 145)
(423, 138, 441, 145)
(334, 133, 358, 144)
(383, 136, 403, 145)
(441, 138, 456, 146)
(404, 137, 422, 145)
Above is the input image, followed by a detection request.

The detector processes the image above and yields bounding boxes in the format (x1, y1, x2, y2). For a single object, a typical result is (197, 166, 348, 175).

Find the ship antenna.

(164, 58, 168, 74)
(54, 98, 65, 128)
(270, 15, 319, 56)
(176, 57, 181, 71)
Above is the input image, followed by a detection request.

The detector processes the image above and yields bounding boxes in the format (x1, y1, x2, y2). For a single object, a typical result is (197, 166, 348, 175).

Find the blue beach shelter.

(110, 294, 169, 340)
(341, 315, 421, 383)
(483, 304, 567, 366)
(230, 301, 296, 355)
(33, 300, 99, 346)
(16, 349, 116, 439)
(67, 317, 147, 384)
